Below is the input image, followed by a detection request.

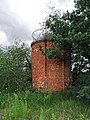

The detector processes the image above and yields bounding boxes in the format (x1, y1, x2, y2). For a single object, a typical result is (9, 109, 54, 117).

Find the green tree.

(45, 2, 90, 68)
(0, 42, 32, 92)
(42, 0, 90, 99)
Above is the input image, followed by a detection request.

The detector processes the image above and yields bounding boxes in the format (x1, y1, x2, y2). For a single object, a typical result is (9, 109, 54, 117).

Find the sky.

(0, 0, 75, 46)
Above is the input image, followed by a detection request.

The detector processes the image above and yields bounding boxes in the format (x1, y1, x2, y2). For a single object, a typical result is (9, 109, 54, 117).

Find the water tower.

(31, 28, 71, 91)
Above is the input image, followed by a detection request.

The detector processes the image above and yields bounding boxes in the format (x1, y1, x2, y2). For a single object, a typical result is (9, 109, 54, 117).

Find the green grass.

(0, 90, 90, 120)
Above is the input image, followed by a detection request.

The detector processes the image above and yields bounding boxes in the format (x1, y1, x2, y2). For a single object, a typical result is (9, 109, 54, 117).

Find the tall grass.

(0, 93, 30, 120)
(0, 90, 90, 120)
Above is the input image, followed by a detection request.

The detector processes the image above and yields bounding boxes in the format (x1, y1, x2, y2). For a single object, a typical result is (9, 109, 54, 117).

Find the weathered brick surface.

(31, 40, 71, 91)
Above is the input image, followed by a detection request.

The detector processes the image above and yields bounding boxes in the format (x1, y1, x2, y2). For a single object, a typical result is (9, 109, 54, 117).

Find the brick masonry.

(31, 39, 71, 91)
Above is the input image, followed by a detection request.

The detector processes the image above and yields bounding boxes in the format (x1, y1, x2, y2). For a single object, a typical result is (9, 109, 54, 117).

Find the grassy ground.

(0, 90, 90, 120)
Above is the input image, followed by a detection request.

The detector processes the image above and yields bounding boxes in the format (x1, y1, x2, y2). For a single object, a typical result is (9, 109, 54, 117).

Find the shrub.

(69, 71, 90, 100)
(0, 42, 32, 92)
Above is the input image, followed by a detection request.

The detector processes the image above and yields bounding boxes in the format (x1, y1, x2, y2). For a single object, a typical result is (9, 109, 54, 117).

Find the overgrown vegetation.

(0, 41, 89, 119)
(0, 42, 32, 92)
(40, 0, 90, 100)
(0, 0, 90, 119)
(0, 91, 90, 120)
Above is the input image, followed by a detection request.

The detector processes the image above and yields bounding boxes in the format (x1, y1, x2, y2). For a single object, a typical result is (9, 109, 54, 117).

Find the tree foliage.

(0, 42, 32, 92)
(42, 0, 90, 99)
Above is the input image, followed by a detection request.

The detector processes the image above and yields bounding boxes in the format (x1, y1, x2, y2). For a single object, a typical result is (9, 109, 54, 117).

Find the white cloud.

(0, 31, 7, 44)
(0, 0, 33, 42)
(60, 0, 75, 12)
(6, 0, 48, 28)
(50, 0, 75, 12)
(0, 0, 75, 46)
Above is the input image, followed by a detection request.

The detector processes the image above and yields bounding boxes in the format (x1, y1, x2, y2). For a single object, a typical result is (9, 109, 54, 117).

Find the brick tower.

(31, 39, 71, 91)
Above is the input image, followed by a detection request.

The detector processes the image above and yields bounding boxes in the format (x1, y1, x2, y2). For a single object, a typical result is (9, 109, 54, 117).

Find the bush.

(0, 42, 32, 92)
(69, 71, 90, 100)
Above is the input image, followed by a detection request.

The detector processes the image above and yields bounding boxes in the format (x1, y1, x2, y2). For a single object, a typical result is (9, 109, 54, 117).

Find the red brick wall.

(31, 40, 71, 91)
